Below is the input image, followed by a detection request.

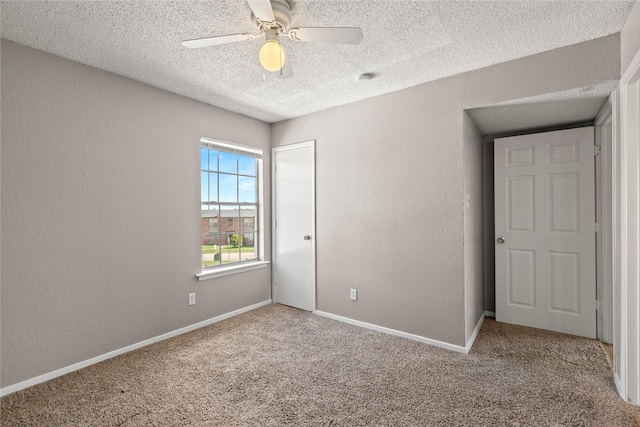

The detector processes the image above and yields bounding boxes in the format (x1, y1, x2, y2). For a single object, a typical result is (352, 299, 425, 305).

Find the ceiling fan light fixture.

(259, 39, 286, 72)
(182, 0, 363, 78)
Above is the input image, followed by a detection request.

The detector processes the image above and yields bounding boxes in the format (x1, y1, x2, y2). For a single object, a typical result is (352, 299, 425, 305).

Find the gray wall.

(463, 112, 484, 341)
(272, 34, 620, 347)
(0, 40, 272, 388)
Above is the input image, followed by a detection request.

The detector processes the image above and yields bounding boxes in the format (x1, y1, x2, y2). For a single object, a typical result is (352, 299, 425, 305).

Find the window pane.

(202, 234, 221, 268)
(200, 171, 209, 204)
(200, 147, 209, 171)
(209, 172, 218, 202)
(238, 155, 256, 176)
(238, 177, 256, 203)
(220, 205, 239, 235)
(219, 174, 238, 202)
(203, 205, 219, 233)
(200, 204, 220, 237)
(208, 150, 218, 172)
(241, 233, 257, 261)
(240, 206, 256, 233)
(243, 231, 256, 247)
(243, 219, 254, 232)
(220, 233, 240, 264)
(219, 152, 237, 174)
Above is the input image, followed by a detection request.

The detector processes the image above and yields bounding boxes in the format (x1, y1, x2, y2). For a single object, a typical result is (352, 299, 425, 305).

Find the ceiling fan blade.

(277, 60, 294, 79)
(247, 0, 275, 22)
(182, 33, 254, 49)
(289, 27, 363, 44)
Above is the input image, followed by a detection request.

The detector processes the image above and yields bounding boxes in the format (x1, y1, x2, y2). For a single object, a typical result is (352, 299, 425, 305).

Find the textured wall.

(462, 113, 484, 342)
(273, 86, 467, 345)
(272, 35, 620, 347)
(0, 40, 272, 388)
(622, 1, 640, 73)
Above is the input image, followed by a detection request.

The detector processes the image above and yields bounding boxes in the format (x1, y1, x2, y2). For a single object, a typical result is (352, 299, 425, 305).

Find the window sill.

(196, 261, 270, 281)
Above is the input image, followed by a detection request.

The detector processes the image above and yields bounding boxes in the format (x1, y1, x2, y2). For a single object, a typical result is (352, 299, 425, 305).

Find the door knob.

(303, 235, 312, 240)
(497, 237, 505, 244)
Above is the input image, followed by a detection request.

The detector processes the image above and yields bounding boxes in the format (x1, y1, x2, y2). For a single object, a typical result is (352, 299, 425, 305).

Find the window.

(201, 139, 261, 269)
(208, 218, 218, 234)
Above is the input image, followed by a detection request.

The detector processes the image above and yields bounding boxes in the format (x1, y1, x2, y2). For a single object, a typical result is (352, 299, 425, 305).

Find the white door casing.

(595, 99, 614, 344)
(272, 141, 316, 312)
(495, 127, 596, 338)
(616, 48, 640, 404)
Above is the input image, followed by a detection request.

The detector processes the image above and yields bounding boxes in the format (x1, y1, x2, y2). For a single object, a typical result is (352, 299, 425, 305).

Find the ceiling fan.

(182, 0, 363, 78)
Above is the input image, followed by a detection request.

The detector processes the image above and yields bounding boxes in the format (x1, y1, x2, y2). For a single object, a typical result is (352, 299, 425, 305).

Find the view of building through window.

(201, 142, 259, 268)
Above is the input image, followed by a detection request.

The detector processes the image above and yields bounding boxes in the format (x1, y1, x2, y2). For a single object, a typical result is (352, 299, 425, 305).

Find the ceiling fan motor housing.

(253, 0, 292, 30)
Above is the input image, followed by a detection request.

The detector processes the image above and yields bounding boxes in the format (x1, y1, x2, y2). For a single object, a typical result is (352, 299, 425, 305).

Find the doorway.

(272, 141, 316, 311)
(494, 127, 596, 338)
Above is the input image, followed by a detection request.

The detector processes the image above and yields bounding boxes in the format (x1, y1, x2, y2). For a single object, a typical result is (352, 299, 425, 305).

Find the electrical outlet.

(188, 293, 196, 306)
(350, 289, 357, 301)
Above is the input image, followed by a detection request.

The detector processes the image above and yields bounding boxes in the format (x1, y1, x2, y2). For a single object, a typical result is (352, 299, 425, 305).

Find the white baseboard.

(484, 311, 496, 318)
(614, 372, 625, 402)
(0, 299, 272, 397)
(315, 310, 476, 354)
(464, 312, 488, 353)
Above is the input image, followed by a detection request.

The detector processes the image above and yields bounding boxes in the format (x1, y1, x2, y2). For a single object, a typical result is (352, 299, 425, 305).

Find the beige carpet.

(2, 304, 639, 426)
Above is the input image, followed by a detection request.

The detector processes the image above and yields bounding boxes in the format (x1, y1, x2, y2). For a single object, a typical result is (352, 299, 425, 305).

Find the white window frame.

(196, 137, 268, 281)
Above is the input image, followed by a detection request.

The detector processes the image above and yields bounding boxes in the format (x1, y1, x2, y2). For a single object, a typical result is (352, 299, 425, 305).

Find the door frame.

(595, 97, 613, 344)
(615, 47, 640, 404)
(271, 140, 317, 312)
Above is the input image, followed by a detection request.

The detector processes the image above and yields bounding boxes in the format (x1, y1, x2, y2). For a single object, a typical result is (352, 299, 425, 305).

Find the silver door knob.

(303, 235, 312, 240)
(497, 237, 505, 244)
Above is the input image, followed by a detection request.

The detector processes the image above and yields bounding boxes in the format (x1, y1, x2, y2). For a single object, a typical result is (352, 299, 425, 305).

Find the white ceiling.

(466, 81, 619, 135)
(1, 1, 635, 128)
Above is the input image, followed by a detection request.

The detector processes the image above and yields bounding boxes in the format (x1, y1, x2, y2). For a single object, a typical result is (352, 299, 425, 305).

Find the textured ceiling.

(466, 82, 618, 135)
(0, 1, 635, 124)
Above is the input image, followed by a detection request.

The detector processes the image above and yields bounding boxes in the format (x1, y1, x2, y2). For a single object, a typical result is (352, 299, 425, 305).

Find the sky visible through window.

(200, 148, 256, 206)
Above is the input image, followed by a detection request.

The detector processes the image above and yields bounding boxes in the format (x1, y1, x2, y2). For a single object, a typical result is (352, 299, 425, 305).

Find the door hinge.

(596, 301, 603, 310)
(595, 222, 601, 232)
(594, 145, 601, 156)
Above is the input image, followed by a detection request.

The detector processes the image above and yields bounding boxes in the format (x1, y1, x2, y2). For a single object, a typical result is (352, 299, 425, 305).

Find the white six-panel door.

(495, 127, 596, 338)
(272, 141, 315, 312)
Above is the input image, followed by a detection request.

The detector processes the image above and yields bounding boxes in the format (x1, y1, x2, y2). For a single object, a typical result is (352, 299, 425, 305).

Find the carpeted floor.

(2, 304, 639, 426)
